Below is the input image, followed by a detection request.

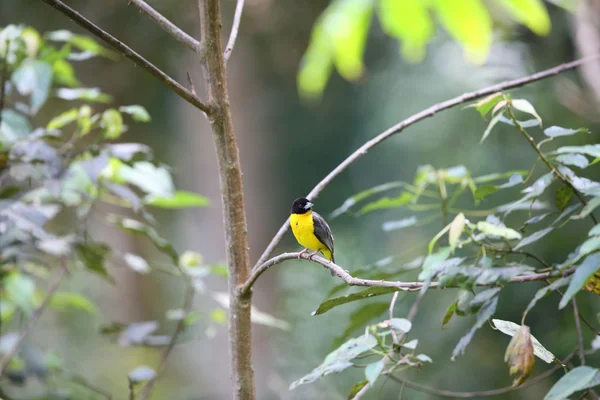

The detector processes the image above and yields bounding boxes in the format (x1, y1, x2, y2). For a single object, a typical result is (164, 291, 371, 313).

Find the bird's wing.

(312, 212, 334, 254)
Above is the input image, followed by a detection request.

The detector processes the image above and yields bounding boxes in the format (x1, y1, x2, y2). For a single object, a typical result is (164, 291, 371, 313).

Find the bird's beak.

(304, 202, 314, 209)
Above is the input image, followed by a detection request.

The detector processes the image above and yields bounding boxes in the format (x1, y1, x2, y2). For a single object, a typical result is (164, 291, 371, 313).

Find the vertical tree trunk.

(199, 0, 255, 399)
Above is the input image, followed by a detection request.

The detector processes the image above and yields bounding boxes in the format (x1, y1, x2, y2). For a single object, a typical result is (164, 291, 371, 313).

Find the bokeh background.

(1, 0, 600, 399)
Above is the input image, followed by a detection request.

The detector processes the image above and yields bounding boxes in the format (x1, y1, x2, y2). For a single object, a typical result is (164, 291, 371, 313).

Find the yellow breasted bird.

(290, 197, 335, 263)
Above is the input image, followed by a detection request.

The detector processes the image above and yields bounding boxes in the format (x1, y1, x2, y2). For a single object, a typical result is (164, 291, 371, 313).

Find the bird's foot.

(307, 250, 319, 260)
(298, 248, 308, 259)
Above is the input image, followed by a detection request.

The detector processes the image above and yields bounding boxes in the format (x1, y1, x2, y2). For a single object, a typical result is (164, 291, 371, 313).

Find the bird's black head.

(291, 197, 313, 214)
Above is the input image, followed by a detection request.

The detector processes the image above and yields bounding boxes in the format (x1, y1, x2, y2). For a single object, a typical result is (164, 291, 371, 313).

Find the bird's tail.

(322, 249, 334, 263)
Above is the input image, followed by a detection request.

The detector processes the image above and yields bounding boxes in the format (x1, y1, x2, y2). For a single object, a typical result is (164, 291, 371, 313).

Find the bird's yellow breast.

(290, 211, 325, 252)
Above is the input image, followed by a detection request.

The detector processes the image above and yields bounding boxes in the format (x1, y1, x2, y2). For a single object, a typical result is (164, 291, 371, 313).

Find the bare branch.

(572, 298, 586, 366)
(389, 292, 400, 345)
(240, 252, 575, 296)
(254, 54, 600, 268)
(127, 0, 201, 53)
(138, 282, 195, 400)
(0, 260, 69, 376)
(41, 0, 211, 115)
(223, 0, 245, 63)
(352, 382, 372, 399)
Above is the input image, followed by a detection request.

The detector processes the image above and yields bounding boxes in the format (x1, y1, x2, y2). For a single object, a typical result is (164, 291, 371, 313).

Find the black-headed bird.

(290, 197, 335, 263)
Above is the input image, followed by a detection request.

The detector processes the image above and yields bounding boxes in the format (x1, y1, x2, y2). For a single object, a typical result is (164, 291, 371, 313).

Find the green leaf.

(476, 221, 522, 240)
(451, 297, 497, 360)
(52, 59, 79, 87)
(381, 216, 418, 232)
(358, 192, 412, 215)
(441, 300, 457, 329)
(571, 196, 600, 220)
(347, 381, 369, 400)
(364, 360, 384, 385)
(123, 253, 150, 274)
(402, 339, 418, 349)
(109, 217, 178, 264)
(492, 319, 555, 363)
(438, 265, 532, 287)
(0, 110, 32, 142)
(290, 334, 377, 390)
(330, 182, 406, 218)
(389, 318, 412, 333)
(544, 366, 600, 400)
(468, 92, 505, 118)
(468, 287, 501, 313)
(128, 366, 156, 383)
(559, 253, 600, 309)
(523, 276, 571, 317)
(56, 88, 112, 103)
(312, 287, 401, 315)
(101, 109, 124, 139)
(5, 273, 37, 315)
(119, 105, 151, 122)
(118, 162, 175, 198)
(554, 144, 600, 158)
(555, 186, 573, 212)
(449, 213, 466, 249)
(589, 224, 600, 236)
(47, 108, 78, 130)
(479, 110, 504, 143)
(11, 59, 53, 114)
(544, 126, 587, 138)
(513, 227, 553, 250)
(556, 154, 589, 169)
(46, 30, 117, 58)
(433, 0, 492, 64)
(377, 0, 433, 62)
(146, 191, 209, 209)
(49, 292, 97, 314)
(497, 0, 550, 36)
(75, 242, 114, 283)
(511, 99, 542, 126)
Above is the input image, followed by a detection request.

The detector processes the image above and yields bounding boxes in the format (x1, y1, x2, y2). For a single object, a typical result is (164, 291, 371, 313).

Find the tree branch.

(223, 0, 245, 63)
(254, 53, 600, 268)
(127, 0, 201, 53)
(138, 282, 195, 400)
(240, 252, 575, 296)
(198, 0, 255, 398)
(389, 291, 400, 345)
(0, 260, 69, 376)
(572, 298, 586, 366)
(41, 0, 211, 115)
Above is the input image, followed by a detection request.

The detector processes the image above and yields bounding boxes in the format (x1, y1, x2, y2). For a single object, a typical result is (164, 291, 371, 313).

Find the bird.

(290, 197, 335, 263)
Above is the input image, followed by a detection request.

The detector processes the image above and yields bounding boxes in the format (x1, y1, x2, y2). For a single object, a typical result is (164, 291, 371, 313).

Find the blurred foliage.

(293, 93, 600, 398)
(298, 0, 566, 98)
(0, 24, 291, 399)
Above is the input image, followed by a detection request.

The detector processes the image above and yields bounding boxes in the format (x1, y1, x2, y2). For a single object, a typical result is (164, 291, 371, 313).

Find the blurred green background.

(2, 0, 600, 399)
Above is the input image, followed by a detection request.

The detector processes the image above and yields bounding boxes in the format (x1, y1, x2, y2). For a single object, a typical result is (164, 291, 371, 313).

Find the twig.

(138, 282, 195, 400)
(223, 0, 245, 63)
(0, 260, 69, 376)
(478, 243, 551, 269)
(70, 373, 113, 400)
(387, 349, 577, 398)
(240, 252, 576, 296)
(550, 282, 599, 335)
(572, 298, 586, 366)
(128, 378, 135, 400)
(254, 53, 600, 269)
(505, 104, 597, 225)
(127, 0, 201, 53)
(41, 0, 211, 115)
(0, 39, 8, 128)
(389, 292, 400, 345)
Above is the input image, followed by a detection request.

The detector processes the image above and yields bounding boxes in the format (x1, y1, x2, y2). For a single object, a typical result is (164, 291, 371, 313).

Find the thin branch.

(0, 261, 69, 376)
(572, 298, 586, 366)
(254, 53, 600, 269)
(127, 0, 201, 53)
(0, 39, 9, 127)
(138, 282, 195, 400)
(69, 372, 113, 400)
(223, 0, 245, 63)
(387, 362, 564, 398)
(478, 242, 551, 269)
(389, 292, 400, 345)
(505, 104, 597, 225)
(240, 252, 575, 296)
(41, 0, 211, 115)
(352, 382, 372, 399)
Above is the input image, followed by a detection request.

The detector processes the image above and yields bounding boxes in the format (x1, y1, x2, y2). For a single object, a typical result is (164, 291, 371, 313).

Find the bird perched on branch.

(290, 197, 335, 264)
